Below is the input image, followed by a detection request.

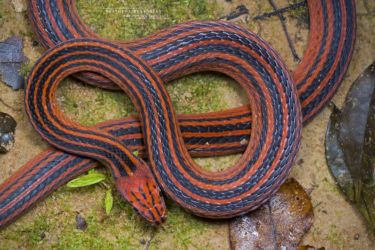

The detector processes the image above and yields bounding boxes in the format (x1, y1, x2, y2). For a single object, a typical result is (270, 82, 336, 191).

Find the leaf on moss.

(105, 189, 113, 215)
(325, 62, 375, 232)
(67, 172, 106, 188)
(229, 178, 313, 250)
(0, 36, 27, 89)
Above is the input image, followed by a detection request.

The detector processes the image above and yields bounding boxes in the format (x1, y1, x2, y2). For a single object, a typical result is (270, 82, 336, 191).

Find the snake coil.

(0, 0, 356, 227)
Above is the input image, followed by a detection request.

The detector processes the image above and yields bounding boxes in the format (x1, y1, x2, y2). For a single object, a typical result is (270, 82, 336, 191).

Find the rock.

(76, 214, 88, 231)
(229, 179, 314, 250)
(11, 0, 27, 13)
(0, 36, 28, 89)
(0, 112, 16, 153)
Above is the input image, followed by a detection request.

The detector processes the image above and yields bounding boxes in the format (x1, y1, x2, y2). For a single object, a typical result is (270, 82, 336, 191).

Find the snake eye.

(115, 169, 167, 224)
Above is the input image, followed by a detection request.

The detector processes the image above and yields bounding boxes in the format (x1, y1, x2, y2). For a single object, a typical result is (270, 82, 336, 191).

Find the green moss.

(57, 79, 135, 126)
(51, 191, 144, 249)
(287, 0, 309, 26)
(43, 191, 215, 250)
(167, 73, 240, 114)
(325, 224, 345, 249)
(52, 214, 117, 250)
(150, 200, 212, 250)
(25, 216, 50, 246)
(0, 182, 219, 249)
(19, 61, 34, 77)
(76, 0, 220, 40)
(0, 215, 51, 248)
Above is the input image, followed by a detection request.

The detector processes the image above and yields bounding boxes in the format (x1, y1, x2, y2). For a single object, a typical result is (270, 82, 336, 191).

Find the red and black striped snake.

(0, 0, 356, 228)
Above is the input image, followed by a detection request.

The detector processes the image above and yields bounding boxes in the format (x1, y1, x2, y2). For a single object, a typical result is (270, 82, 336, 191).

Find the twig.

(267, 0, 300, 62)
(219, 5, 249, 20)
(267, 202, 279, 250)
(144, 228, 156, 250)
(254, 0, 307, 20)
(0, 97, 19, 112)
(313, 201, 323, 209)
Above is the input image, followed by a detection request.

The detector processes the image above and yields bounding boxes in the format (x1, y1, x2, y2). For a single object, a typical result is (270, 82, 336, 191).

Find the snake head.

(115, 166, 167, 225)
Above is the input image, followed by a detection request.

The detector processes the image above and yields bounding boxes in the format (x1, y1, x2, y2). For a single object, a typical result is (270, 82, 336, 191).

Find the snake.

(0, 0, 356, 228)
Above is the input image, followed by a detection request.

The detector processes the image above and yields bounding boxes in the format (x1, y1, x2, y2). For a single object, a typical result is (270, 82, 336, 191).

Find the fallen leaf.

(229, 178, 313, 250)
(0, 36, 27, 89)
(325, 106, 354, 199)
(104, 189, 114, 215)
(67, 172, 106, 188)
(325, 62, 375, 232)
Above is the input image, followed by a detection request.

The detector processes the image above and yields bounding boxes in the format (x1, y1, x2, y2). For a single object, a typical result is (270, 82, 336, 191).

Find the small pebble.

(76, 214, 87, 231)
(40, 231, 46, 240)
(297, 158, 304, 165)
(240, 139, 248, 145)
(0, 112, 17, 153)
(11, 0, 27, 12)
(354, 233, 360, 240)
(32, 40, 39, 47)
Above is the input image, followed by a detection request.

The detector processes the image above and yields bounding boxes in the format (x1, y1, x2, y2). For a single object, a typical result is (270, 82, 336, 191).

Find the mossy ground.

(0, 0, 375, 249)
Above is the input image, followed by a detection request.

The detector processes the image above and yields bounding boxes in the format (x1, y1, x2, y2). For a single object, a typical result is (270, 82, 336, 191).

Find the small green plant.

(67, 169, 113, 214)
(67, 150, 140, 215)
(104, 189, 114, 215)
(67, 169, 106, 188)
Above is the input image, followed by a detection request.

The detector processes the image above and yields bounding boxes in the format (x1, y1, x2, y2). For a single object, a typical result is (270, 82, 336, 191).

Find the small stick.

(254, 0, 307, 20)
(145, 228, 156, 250)
(219, 5, 249, 21)
(0, 97, 19, 112)
(267, 0, 301, 62)
(267, 202, 279, 250)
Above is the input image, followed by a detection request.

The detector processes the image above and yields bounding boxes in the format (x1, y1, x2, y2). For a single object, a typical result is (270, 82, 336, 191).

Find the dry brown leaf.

(229, 178, 313, 250)
(325, 62, 375, 232)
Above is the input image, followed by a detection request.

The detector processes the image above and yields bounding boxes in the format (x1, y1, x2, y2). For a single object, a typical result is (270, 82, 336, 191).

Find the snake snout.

(131, 182, 167, 225)
(115, 168, 167, 225)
